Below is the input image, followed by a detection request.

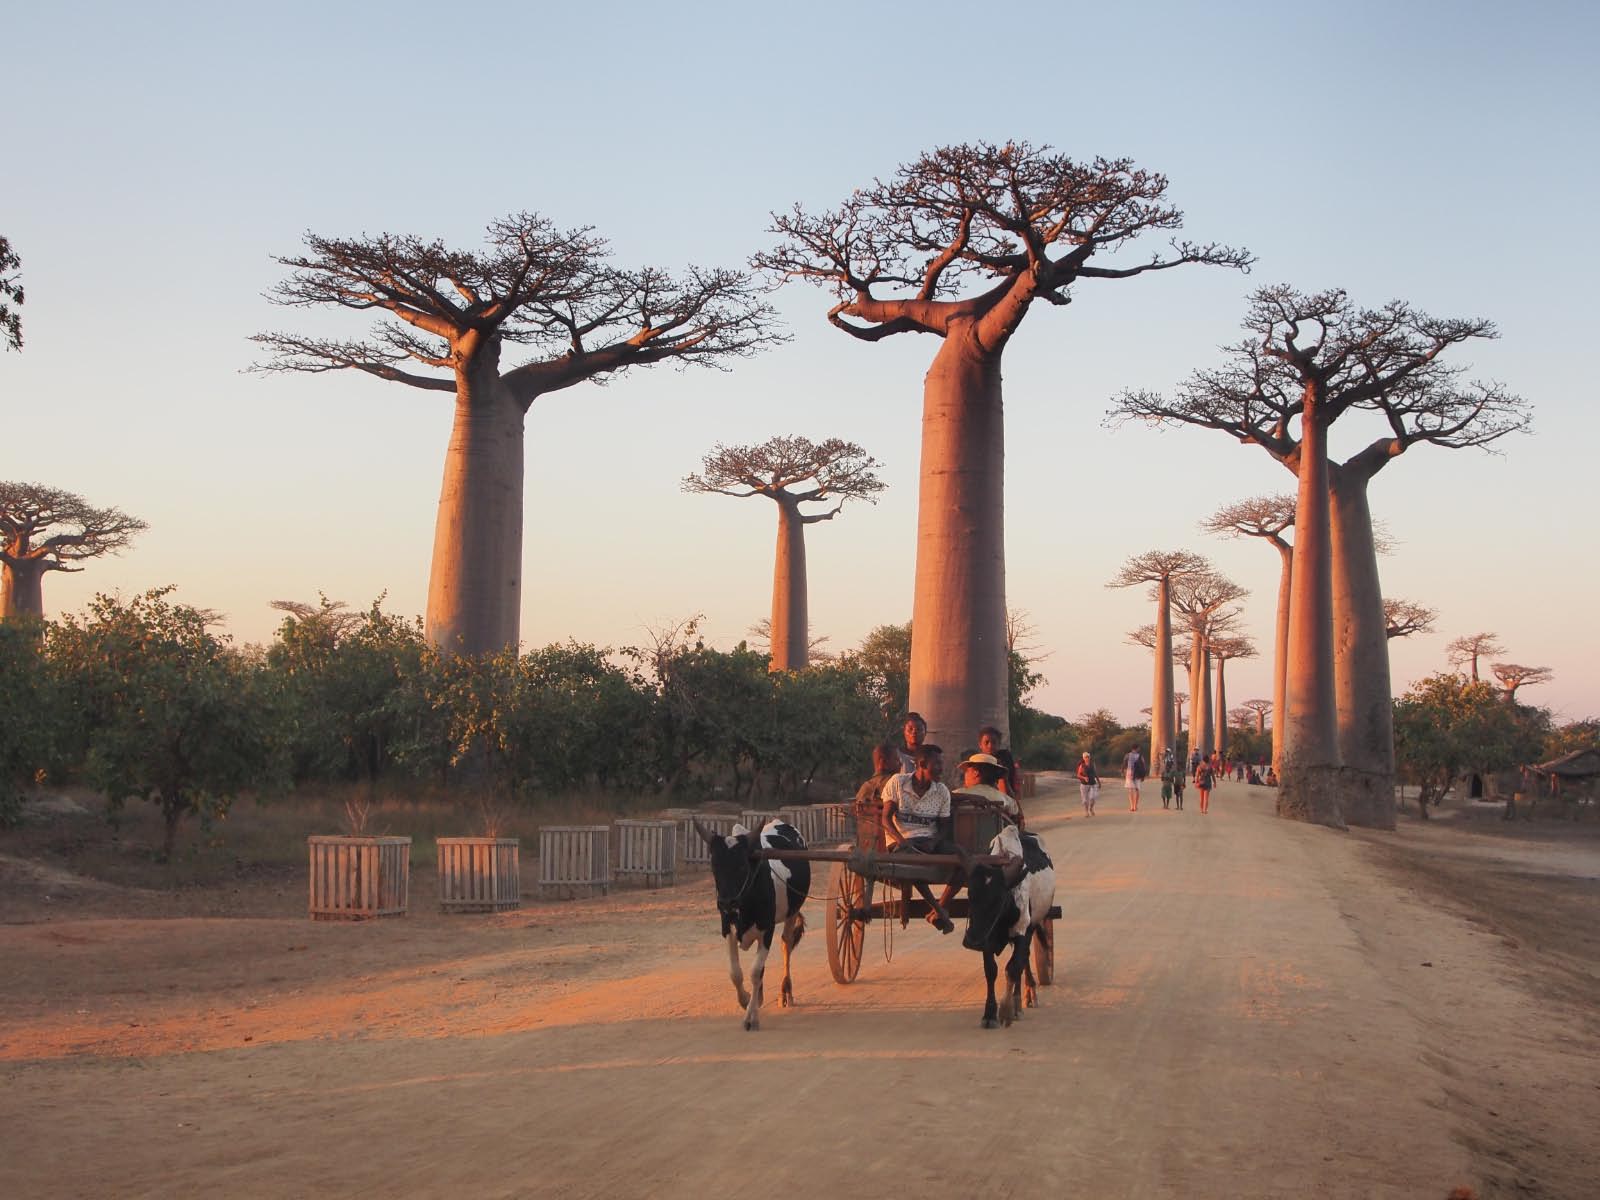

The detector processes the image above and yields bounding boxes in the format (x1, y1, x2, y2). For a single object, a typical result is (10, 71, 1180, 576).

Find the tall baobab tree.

(0, 235, 21, 352)
(1169, 571, 1246, 760)
(1109, 550, 1207, 767)
(1202, 494, 1295, 773)
(255, 213, 779, 656)
(1491, 662, 1552, 703)
(756, 141, 1248, 748)
(1210, 634, 1257, 758)
(1242, 698, 1273, 734)
(683, 436, 884, 671)
(0, 483, 147, 620)
(1115, 286, 1527, 829)
(1447, 632, 1504, 682)
(1383, 599, 1437, 640)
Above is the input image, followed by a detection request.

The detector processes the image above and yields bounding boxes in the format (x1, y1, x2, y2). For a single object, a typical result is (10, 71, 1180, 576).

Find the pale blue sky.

(5, 0, 1597, 724)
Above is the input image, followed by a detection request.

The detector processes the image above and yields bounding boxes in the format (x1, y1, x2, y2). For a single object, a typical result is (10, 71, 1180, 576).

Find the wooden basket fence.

(436, 837, 521, 913)
(308, 836, 410, 920)
(679, 813, 738, 867)
(615, 819, 678, 887)
(740, 809, 780, 833)
(538, 826, 612, 898)
(817, 802, 852, 842)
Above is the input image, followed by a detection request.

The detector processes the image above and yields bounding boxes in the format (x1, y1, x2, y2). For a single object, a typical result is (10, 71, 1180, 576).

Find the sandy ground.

(1, 777, 1596, 1199)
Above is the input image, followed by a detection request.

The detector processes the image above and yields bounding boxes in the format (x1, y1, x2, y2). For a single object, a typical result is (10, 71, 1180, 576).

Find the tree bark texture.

(1187, 640, 1207, 760)
(1329, 464, 1396, 830)
(425, 372, 526, 655)
(1200, 646, 1214, 756)
(769, 496, 809, 672)
(908, 328, 1008, 750)
(1150, 577, 1174, 766)
(1271, 542, 1292, 778)
(1277, 390, 1346, 828)
(1216, 656, 1228, 758)
(0, 559, 46, 620)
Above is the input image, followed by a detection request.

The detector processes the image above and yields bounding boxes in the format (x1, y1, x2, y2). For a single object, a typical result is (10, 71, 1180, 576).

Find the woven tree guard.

(538, 826, 612, 898)
(308, 836, 411, 920)
(615, 819, 678, 888)
(437, 837, 521, 912)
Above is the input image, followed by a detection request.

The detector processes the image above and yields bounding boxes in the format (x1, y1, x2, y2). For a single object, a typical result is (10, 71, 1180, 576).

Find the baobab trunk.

(1150, 577, 1174, 766)
(769, 496, 809, 672)
(425, 366, 526, 656)
(1329, 465, 1396, 829)
(1279, 395, 1346, 828)
(1200, 645, 1214, 755)
(0, 559, 47, 620)
(1187, 640, 1207, 759)
(908, 325, 1008, 750)
(1270, 542, 1292, 777)
(1216, 656, 1229, 758)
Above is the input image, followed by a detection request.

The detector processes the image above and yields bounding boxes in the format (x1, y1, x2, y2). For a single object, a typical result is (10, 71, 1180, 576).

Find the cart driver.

(881, 744, 956, 933)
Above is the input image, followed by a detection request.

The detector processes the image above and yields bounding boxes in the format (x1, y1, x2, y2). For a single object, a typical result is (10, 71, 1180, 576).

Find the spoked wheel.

(1032, 917, 1055, 986)
(825, 858, 869, 984)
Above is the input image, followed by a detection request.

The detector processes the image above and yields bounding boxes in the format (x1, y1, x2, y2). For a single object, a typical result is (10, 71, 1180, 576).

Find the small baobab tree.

(1447, 632, 1504, 682)
(0, 235, 22, 352)
(756, 141, 1248, 749)
(1170, 570, 1246, 759)
(1242, 698, 1274, 735)
(1491, 662, 1552, 703)
(683, 436, 883, 671)
(1201, 494, 1294, 773)
(1209, 634, 1257, 758)
(0, 483, 147, 621)
(1116, 286, 1528, 829)
(255, 213, 780, 656)
(1383, 599, 1437, 640)
(1109, 550, 1207, 768)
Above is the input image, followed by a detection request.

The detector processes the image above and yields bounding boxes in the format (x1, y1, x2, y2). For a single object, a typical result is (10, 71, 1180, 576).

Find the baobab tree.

(1447, 632, 1504, 682)
(255, 213, 779, 655)
(1210, 634, 1257, 758)
(1383, 599, 1437, 640)
(1242, 698, 1274, 734)
(1202, 494, 1295, 773)
(0, 235, 21, 352)
(1169, 570, 1246, 760)
(0, 483, 147, 620)
(683, 436, 883, 671)
(1116, 286, 1528, 829)
(1174, 692, 1188, 745)
(1491, 662, 1552, 703)
(1109, 550, 1207, 767)
(756, 141, 1248, 748)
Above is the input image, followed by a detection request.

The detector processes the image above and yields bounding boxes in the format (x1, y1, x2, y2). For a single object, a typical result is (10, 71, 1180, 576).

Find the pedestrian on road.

(1123, 747, 1144, 812)
(1173, 769, 1186, 811)
(1189, 747, 1202, 780)
(1077, 751, 1100, 816)
(1160, 763, 1176, 809)
(1196, 760, 1215, 814)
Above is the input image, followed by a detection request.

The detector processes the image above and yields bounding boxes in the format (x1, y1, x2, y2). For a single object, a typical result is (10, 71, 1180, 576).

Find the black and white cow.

(695, 818, 809, 1031)
(962, 824, 1056, 1028)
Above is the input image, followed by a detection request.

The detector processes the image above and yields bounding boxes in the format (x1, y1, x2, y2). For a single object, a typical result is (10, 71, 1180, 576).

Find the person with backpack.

(1196, 758, 1216, 814)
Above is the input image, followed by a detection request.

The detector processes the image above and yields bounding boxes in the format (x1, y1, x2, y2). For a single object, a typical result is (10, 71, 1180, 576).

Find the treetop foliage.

(1382, 598, 1437, 640)
(1105, 549, 1208, 590)
(1201, 494, 1296, 543)
(756, 141, 1250, 347)
(682, 435, 885, 515)
(0, 482, 148, 570)
(254, 212, 784, 402)
(0, 234, 21, 352)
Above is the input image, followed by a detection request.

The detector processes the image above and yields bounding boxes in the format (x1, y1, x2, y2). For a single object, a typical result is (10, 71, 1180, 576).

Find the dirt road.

(2, 778, 1595, 1198)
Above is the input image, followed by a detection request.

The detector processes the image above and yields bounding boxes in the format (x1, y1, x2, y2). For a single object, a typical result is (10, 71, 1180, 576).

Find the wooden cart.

(761, 795, 1059, 986)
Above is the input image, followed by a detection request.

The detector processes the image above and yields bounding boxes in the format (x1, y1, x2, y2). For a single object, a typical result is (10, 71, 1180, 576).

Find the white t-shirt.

(882, 773, 951, 840)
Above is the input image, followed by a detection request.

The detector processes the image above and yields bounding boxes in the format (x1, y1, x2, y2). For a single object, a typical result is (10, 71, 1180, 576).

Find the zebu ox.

(962, 824, 1056, 1028)
(695, 819, 809, 1031)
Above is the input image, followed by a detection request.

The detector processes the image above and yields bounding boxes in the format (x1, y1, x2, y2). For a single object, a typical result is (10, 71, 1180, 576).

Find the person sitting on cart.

(881, 744, 957, 933)
(853, 742, 901, 846)
(953, 752, 1022, 827)
(976, 726, 1023, 798)
(896, 711, 929, 775)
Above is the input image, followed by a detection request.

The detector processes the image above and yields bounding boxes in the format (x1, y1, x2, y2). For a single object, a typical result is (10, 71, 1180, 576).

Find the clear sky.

(6, 0, 1597, 726)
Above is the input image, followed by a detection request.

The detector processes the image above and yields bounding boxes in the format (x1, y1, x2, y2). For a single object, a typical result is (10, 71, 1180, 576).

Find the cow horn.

(693, 819, 721, 849)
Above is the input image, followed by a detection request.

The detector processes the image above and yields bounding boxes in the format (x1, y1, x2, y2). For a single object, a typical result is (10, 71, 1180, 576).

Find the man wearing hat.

(953, 752, 1022, 825)
(1076, 751, 1100, 816)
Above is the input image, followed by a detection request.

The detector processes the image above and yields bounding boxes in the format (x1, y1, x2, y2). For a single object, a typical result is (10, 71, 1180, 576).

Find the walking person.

(1160, 761, 1176, 810)
(1172, 768, 1186, 811)
(1123, 746, 1144, 812)
(1188, 746, 1202, 781)
(1076, 751, 1099, 816)
(1196, 757, 1215, 814)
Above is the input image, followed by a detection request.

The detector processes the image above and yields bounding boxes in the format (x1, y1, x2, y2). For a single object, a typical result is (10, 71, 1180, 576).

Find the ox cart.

(760, 796, 1059, 986)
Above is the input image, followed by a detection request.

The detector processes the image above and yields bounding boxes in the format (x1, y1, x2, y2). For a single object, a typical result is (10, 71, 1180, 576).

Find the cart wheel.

(1032, 917, 1055, 986)
(825, 858, 868, 984)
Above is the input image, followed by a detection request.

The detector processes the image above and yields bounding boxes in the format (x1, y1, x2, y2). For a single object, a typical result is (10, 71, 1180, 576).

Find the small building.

(1532, 748, 1600, 804)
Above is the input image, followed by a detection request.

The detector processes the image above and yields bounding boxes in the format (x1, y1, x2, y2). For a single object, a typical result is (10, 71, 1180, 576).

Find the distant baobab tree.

(1383, 599, 1437, 640)
(1109, 551, 1207, 768)
(1446, 632, 1504, 682)
(255, 213, 780, 656)
(0, 235, 21, 352)
(1242, 698, 1273, 734)
(1174, 692, 1188, 742)
(1170, 570, 1246, 759)
(0, 482, 147, 620)
(756, 141, 1249, 749)
(1116, 286, 1528, 829)
(684, 436, 883, 671)
(1201, 495, 1294, 773)
(1209, 634, 1257, 757)
(1491, 662, 1552, 702)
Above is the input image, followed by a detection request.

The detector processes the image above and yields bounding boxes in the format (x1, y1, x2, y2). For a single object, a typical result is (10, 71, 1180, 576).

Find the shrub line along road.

(1, 777, 1596, 1198)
